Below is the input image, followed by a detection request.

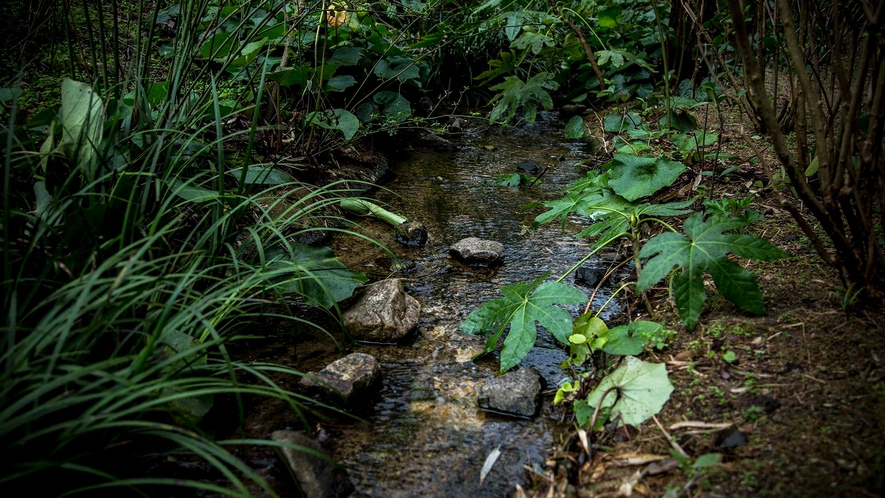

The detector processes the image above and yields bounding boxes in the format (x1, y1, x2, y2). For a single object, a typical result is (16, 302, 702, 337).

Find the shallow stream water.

(283, 114, 627, 497)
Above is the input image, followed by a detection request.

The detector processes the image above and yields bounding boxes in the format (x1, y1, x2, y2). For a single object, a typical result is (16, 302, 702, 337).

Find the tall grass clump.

(1, 1, 370, 494)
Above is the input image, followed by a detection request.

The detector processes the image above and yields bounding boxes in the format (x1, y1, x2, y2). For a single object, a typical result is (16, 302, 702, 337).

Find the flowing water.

(272, 114, 627, 497)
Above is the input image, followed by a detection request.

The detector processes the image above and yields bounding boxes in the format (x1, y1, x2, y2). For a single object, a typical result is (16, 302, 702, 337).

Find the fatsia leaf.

(583, 357, 673, 427)
(637, 213, 790, 330)
(459, 274, 586, 372)
(606, 154, 686, 202)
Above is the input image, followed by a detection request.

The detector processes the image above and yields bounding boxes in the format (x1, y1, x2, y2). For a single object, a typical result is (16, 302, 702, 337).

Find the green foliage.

(576, 357, 674, 427)
(460, 273, 586, 372)
(637, 213, 790, 330)
(606, 153, 687, 202)
(488, 73, 558, 123)
(2, 15, 372, 487)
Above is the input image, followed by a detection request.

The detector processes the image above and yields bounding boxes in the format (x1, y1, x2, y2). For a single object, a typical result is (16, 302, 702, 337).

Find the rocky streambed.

(254, 114, 631, 497)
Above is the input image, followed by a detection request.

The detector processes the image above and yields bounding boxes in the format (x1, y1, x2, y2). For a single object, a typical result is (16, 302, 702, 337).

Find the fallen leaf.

(669, 421, 735, 430)
(479, 445, 502, 485)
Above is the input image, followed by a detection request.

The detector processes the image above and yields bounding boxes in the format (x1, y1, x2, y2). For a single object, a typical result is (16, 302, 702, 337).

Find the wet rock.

(343, 279, 420, 342)
(270, 430, 354, 498)
(477, 367, 544, 417)
(560, 104, 587, 117)
(575, 266, 605, 287)
(395, 221, 428, 247)
(516, 161, 541, 175)
(300, 352, 382, 404)
(713, 427, 749, 451)
(449, 237, 505, 266)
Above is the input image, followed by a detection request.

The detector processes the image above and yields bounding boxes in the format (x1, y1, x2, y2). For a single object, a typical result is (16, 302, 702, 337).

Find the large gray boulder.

(270, 430, 354, 498)
(342, 279, 420, 342)
(449, 237, 504, 266)
(477, 367, 544, 418)
(300, 352, 382, 404)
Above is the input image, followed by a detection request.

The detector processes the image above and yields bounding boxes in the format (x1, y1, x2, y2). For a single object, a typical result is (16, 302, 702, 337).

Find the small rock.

(449, 237, 505, 266)
(575, 266, 605, 287)
(395, 221, 428, 247)
(713, 427, 749, 450)
(477, 367, 544, 417)
(300, 352, 382, 404)
(270, 430, 354, 498)
(343, 279, 420, 342)
(516, 161, 541, 175)
(560, 104, 587, 117)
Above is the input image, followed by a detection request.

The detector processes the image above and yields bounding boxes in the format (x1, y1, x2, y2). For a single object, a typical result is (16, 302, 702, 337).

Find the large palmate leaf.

(60, 79, 104, 181)
(637, 213, 790, 330)
(460, 273, 586, 372)
(578, 356, 673, 427)
(606, 154, 687, 202)
(267, 245, 367, 308)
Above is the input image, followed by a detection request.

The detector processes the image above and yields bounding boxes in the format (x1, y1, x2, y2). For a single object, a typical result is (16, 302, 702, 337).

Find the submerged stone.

(449, 237, 505, 266)
(300, 352, 382, 404)
(395, 221, 429, 247)
(477, 367, 544, 418)
(343, 279, 420, 342)
(270, 430, 354, 498)
(575, 266, 605, 287)
(517, 161, 541, 175)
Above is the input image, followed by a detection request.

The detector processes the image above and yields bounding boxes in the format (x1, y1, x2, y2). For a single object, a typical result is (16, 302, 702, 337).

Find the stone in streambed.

(449, 237, 504, 266)
(477, 367, 544, 418)
(299, 352, 382, 404)
(270, 430, 354, 498)
(342, 279, 420, 342)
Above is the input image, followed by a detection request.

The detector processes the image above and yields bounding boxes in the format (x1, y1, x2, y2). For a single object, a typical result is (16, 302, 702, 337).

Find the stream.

(268, 114, 627, 497)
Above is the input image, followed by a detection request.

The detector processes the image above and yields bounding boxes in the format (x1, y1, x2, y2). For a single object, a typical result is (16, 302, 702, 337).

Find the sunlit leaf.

(460, 273, 586, 372)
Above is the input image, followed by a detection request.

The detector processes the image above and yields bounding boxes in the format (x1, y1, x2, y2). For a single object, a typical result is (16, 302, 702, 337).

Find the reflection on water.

(311, 114, 624, 497)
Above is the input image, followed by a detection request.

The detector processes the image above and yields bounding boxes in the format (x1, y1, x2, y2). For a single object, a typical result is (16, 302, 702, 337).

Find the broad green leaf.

(805, 155, 819, 177)
(326, 75, 357, 92)
(373, 91, 411, 124)
(226, 166, 296, 185)
(199, 31, 235, 59)
(659, 109, 697, 132)
(512, 31, 555, 54)
(604, 111, 642, 133)
(268, 245, 368, 308)
(305, 109, 360, 141)
(596, 50, 624, 68)
(637, 213, 790, 330)
(459, 275, 586, 372)
(268, 65, 314, 87)
(168, 179, 221, 202)
(230, 38, 266, 66)
(672, 130, 718, 155)
(327, 46, 364, 66)
(565, 115, 585, 139)
(375, 56, 421, 82)
(597, 6, 622, 28)
(584, 357, 673, 427)
(60, 79, 104, 181)
(604, 321, 663, 355)
(607, 154, 686, 202)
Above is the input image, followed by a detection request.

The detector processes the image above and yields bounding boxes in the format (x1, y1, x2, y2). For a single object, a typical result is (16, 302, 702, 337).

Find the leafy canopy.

(460, 273, 586, 372)
(637, 213, 790, 330)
